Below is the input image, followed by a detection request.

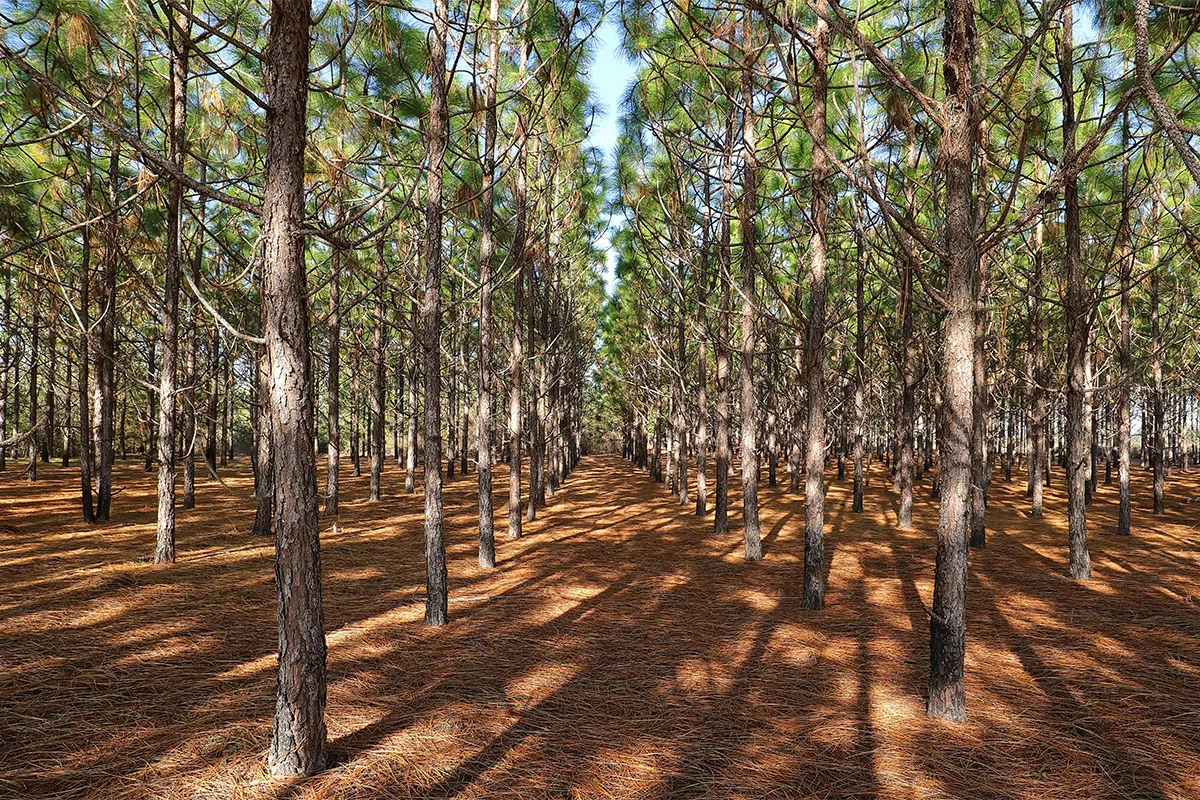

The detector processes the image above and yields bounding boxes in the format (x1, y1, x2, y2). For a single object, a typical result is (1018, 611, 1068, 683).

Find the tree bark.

(324, 231, 342, 517)
(422, 0, 450, 627)
(406, 298, 418, 494)
(739, 5, 762, 562)
(803, 0, 830, 608)
(1027, 216, 1046, 517)
(1150, 235, 1165, 514)
(252, 344, 273, 538)
(927, 0, 977, 722)
(476, 0, 499, 568)
(78, 203, 95, 522)
(1116, 114, 1133, 536)
(154, 11, 187, 563)
(370, 237, 386, 501)
(714, 114, 734, 537)
(1062, 0, 1092, 579)
(507, 29, 529, 541)
(261, 0, 327, 774)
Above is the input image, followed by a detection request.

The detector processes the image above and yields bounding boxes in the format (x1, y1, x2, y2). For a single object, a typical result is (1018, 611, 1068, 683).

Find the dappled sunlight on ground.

(1, 455, 1198, 799)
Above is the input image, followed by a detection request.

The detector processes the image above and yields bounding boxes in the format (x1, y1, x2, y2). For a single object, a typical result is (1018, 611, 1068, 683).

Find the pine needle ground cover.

(2, 456, 1198, 800)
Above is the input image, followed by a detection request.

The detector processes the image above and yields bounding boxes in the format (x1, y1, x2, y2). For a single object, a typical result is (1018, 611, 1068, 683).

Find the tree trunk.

(370, 238, 385, 501)
(969, 257, 987, 548)
(852, 215, 865, 514)
(928, 0, 977, 722)
(422, 0, 450, 626)
(261, 0, 327, 773)
(28, 302, 40, 482)
(739, 5, 761, 561)
(144, 336, 155, 472)
(1151, 243, 1165, 514)
(1062, 0, 1092, 579)
(406, 298, 418, 494)
(695, 208, 709, 516)
(1027, 215, 1046, 517)
(803, 1, 830, 607)
(0, 269, 8, 472)
(714, 115, 734, 536)
(1117, 127, 1132, 535)
(476, 0, 499, 567)
(252, 345, 273, 538)
(78, 209, 95, 521)
(507, 36, 528, 541)
(324, 238, 342, 516)
(154, 13, 186, 563)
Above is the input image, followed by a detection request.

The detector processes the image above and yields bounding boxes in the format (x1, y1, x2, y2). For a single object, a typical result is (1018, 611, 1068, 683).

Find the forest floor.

(1, 455, 1199, 800)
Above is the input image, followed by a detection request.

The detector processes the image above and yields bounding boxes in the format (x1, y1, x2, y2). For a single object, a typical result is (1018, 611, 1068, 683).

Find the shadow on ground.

(0, 454, 1197, 799)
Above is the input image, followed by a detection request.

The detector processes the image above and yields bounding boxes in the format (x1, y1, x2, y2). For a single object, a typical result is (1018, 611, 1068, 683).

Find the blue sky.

(584, 15, 637, 294)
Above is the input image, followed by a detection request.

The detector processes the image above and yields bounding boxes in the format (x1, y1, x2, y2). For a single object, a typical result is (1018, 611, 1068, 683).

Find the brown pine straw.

(1, 455, 1197, 799)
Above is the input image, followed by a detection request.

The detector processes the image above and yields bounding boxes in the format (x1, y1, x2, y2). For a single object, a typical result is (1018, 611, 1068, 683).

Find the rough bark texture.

(262, 0, 327, 775)
(325, 239, 341, 517)
(422, 0, 450, 627)
(0, 272, 8, 472)
(739, 6, 761, 562)
(1062, 1, 1092, 580)
(405, 300, 418, 494)
(1150, 251, 1165, 514)
(154, 17, 186, 564)
(78, 208, 95, 522)
(1028, 218, 1046, 518)
(252, 346, 273, 538)
(802, 3, 830, 609)
(969, 261, 987, 549)
(928, 0, 977, 722)
(852, 217, 865, 515)
(507, 35, 528, 542)
(369, 243, 385, 501)
(1116, 117, 1133, 537)
(476, 0, 499, 568)
(714, 115, 734, 538)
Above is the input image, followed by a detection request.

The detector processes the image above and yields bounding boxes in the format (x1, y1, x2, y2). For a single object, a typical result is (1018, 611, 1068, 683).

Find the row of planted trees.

(1, 0, 608, 776)
(593, 0, 1200, 723)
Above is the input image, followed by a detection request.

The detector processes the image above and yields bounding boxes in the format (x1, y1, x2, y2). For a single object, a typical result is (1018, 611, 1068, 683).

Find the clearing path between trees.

(1, 455, 1198, 799)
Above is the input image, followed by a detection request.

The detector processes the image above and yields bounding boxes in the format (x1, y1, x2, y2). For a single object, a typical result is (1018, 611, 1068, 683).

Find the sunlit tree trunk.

(1027, 215, 1046, 517)
(406, 298, 418, 494)
(928, 0, 977, 722)
(476, 0, 500, 567)
(739, 4, 761, 561)
(252, 344, 273, 538)
(802, 0, 830, 606)
(154, 11, 187, 563)
(261, 0, 327, 773)
(0, 268, 8, 472)
(422, 0, 451, 626)
(324, 220, 342, 516)
(78, 196, 95, 521)
(1116, 114, 1133, 536)
(369, 237, 385, 501)
(852, 214, 866, 515)
(1150, 231, 1165, 514)
(1061, 1, 1091, 579)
